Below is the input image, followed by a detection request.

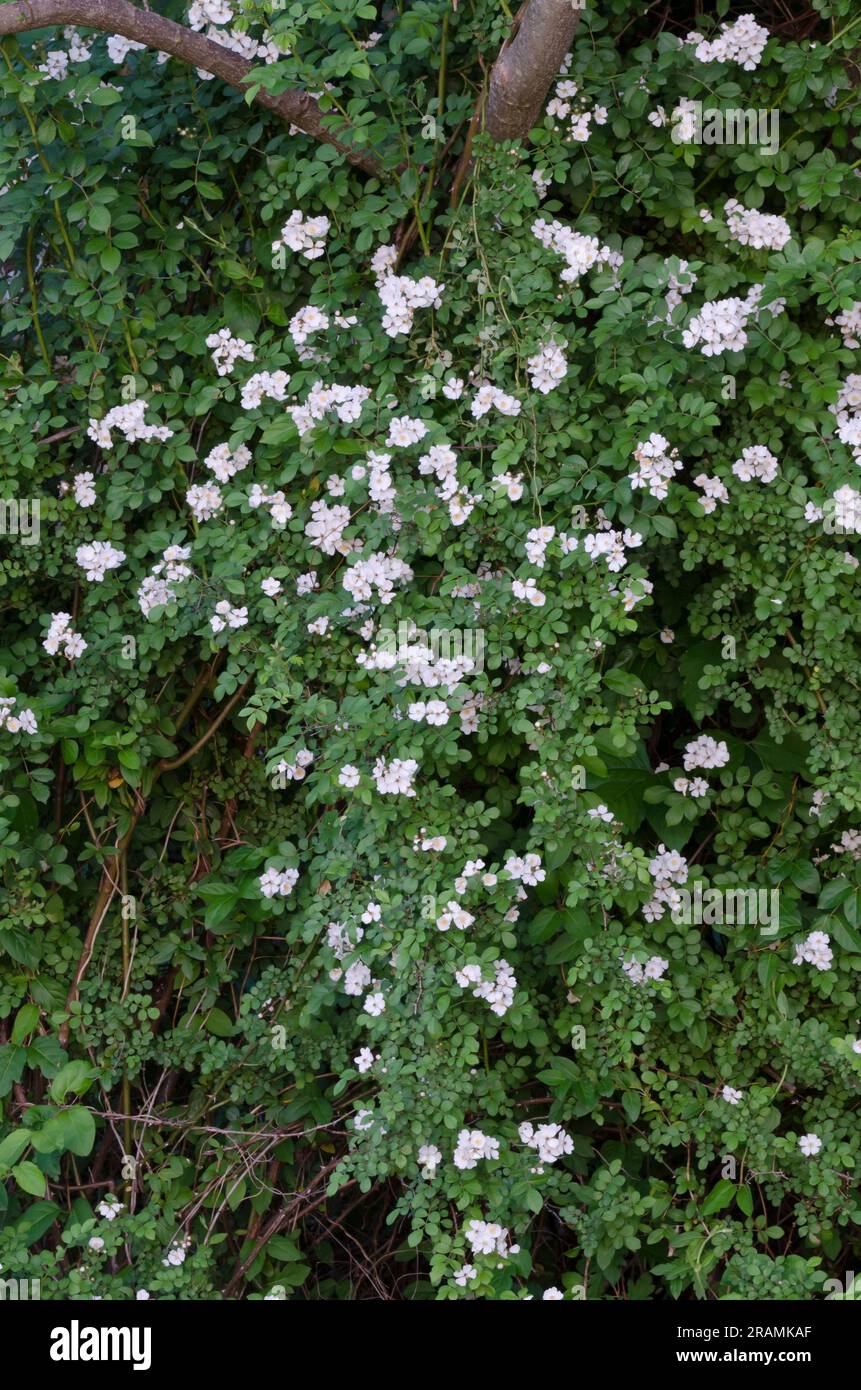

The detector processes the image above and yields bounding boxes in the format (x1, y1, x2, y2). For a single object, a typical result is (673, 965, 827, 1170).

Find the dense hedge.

(1, 0, 861, 1300)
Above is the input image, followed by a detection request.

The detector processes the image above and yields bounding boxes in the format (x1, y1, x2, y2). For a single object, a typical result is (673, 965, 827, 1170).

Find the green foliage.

(0, 0, 860, 1300)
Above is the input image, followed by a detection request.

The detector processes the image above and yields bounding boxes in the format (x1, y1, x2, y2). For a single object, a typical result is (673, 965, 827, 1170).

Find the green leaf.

(11, 1003, 39, 1044)
(604, 668, 644, 696)
(16, 1200, 60, 1245)
(622, 1090, 642, 1122)
(57, 1106, 96, 1157)
(818, 878, 850, 911)
(12, 1161, 47, 1197)
(701, 1179, 735, 1216)
(223, 289, 260, 340)
(88, 204, 111, 232)
(789, 862, 820, 895)
(26, 1034, 65, 1076)
(204, 1007, 235, 1038)
(50, 1059, 95, 1104)
(0, 1129, 31, 1168)
(0, 1043, 26, 1098)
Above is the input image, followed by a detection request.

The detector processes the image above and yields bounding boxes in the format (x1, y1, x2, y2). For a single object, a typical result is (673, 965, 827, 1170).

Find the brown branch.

(59, 819, 137, 1046)
(222, 1159, 353, 1298)
(485, 0, 582, 143)
(36, 424, 83, 448)
(0, 0, 383, 174)
(156, 676, 252, 773)
(60, 676, 253, 1044)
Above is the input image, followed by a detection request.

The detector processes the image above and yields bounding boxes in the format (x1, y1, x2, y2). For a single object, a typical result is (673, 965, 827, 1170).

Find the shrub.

(0, 0, 860, 1301)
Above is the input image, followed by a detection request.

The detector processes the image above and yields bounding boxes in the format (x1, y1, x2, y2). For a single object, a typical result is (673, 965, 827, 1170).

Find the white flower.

(76, 540, 125, 582)
(724, 199, 791, 251)
(187, 482, 223, 522)
(512, 577, 546, 607)
(258, 867, 299, 898)
(453, 1129, 500, 1170)
(338, 765, 360, 788)
(376, 268, 443, 338)
(96, 1197, 124, 1220)
(372, 757, 418, 796)
(732, 445, 779, 484)
(43, 612, 87, 660)
(629, 434, 682, 500)
(0, 701, 39, 738)
(505, 853, 545, 886)
(240, 370, 290, 409)
(470, 384, 522, 420)
(418, 1144, 442, 1173)
(188, 0, 234, 29)
(721, 1085, 742, 1105)
(39, 49, 70, 79)
(465, 1219, 510, 1257)
(798, 1133, 822, 1157)
(386, 415, 428, 447)
(622, 954, 669, 985)
(829, 303, 861, 349)
(693, 473, 729, 512)
(210, 600, 247, 633)
(792, 930, 833, 972)
(687, 14, 769, 71)
(343, 962, 371, 996)
(205, 326, 255, 376)
(363, 991, 386, 1016)
(138, 546, 193, 616)
(107, 34, 146, 63)
(521, 1121, 573, 1164)
(532, 168, 551, 198)
(272, 209, 330, 261)
(527, 342, 567, 395)
(532, 216, 614, 287)
(289, 303, 330, 346)
(683, 735, 729, 771)
(454, 959, 516, 1016)
(72, 471, 97, 507)
(203, 442, 251, 482)
(683, 284, 782, 356)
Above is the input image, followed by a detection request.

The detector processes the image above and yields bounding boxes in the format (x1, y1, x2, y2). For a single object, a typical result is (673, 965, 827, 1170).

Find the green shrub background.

(1, 0, 861, 1300)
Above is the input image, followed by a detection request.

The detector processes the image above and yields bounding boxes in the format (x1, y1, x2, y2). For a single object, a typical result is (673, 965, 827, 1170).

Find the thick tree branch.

(485, 0, 582, 143)
(0, 0, 384, 175)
